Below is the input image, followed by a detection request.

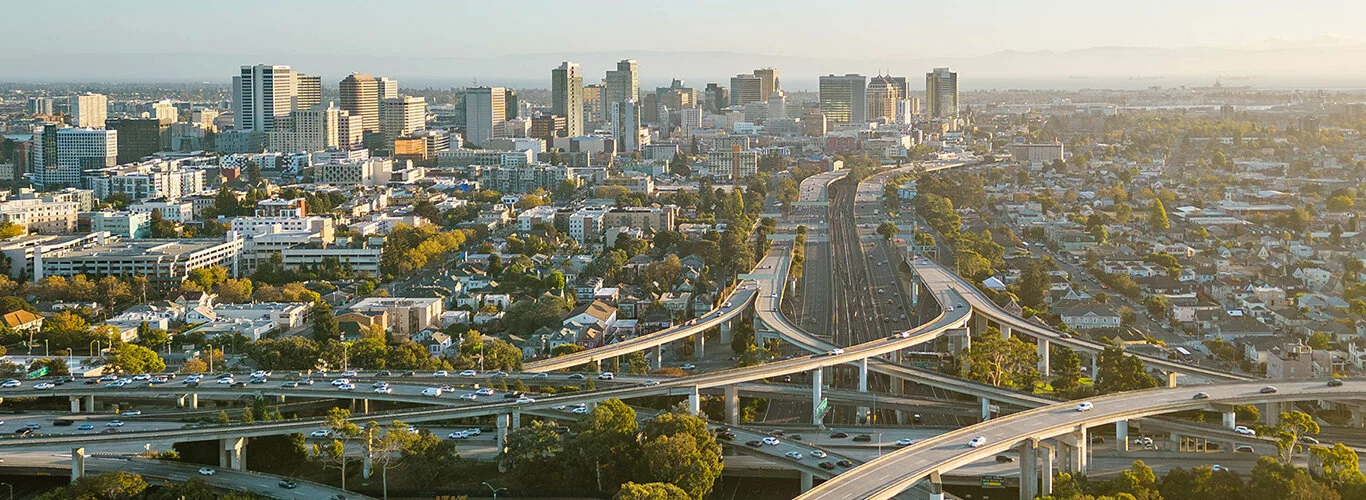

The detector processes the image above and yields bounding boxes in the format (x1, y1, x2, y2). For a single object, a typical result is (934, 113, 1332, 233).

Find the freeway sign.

(981, 475, 1006, 488)
(27, 366, 47, 379)
(815, 398, 830, 419)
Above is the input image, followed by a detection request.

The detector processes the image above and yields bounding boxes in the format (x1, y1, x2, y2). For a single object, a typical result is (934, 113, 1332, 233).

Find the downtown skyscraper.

(233, 64, 317, 132)
(925, 67, 959, 121)
(819, 74, 868, 124)
(605, 59, 639, 106)
(552, 62, 584, 138)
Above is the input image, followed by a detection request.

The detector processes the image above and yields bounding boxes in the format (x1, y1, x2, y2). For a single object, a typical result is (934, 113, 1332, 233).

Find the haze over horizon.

(5, 0, 1366, 89)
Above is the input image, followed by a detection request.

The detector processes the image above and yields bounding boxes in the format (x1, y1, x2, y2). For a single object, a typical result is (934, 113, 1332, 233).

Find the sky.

(4, 0, 1366, 88)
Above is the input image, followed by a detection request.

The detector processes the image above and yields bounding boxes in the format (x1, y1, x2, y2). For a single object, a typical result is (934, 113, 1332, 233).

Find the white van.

(421, 387, 443, 397)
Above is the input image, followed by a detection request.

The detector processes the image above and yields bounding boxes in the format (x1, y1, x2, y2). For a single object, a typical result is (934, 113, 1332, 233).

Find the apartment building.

(350, 297, 444, 338)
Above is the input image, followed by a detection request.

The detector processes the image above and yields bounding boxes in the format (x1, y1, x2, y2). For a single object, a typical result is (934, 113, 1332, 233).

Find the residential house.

(1060, 304, 1122, 330)
(1, 310, 43, 333)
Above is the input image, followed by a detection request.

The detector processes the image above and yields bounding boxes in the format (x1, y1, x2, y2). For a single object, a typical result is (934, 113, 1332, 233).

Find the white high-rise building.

(377, 77, 399, 100)
(338, 111, 364, 150)
(152, 100, 178, 124)
(925, 67, 959, 121)
(464, 87, 506, 147)
(267, 106, 341, 153)
(767, 90, 787, 121)
(71, 94, 108, 129)
(610, 99, 640, 152)
(29, 127, 118, 187)
(380, 96, 426, 143)
(552, 62, 584, 138)
(233, 64, 298, 132)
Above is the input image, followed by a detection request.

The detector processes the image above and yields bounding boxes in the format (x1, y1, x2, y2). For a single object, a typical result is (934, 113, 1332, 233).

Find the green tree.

(1143, 295, 1169, 317)
(636, 411, 723, 499)
(500, 420, 565, 487)
(1311, 442, 1366, 489)
(1249, 455, 1341, 500)
(1328, 195, 1354, 212)
(312, 408, 361, 490)
(1120, 306, 1138, 325)
(39, 471, 149, 500)
(960, 328, 1040, 389)
(1149, 198, 1170, 231)
(1307, 332, 1333, 350)
(1050, 345, 1084, 394)
(1018, 261, 1052, 310)
(564, 399, 639, 492)
(311, 300, 340, 342)
(877, 221, 899, 239)
(1114, 460, 1161, 499)
(1095, 346, 1159, 394)
(105, 344, 166, 374)
(1271, 410, 1320, 463)
(614, 482, 690, 500)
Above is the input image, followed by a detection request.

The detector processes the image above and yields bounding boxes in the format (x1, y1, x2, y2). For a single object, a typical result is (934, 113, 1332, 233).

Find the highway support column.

(1167, 372, 1178, 388)
(720, 319, 732, 345)
(512, 411, 521, 429)
(220, 437, 245, 471)
(1115, 420, 1129, 452)
(811, 369, 824, 426)
(69, 396, 80, 414)
(653, 344, 663, 371)
(980, 397, 991, 421)
(1222, 409, 1237, 430)
(1019, 439, 1039, 500)
(1039, 441, 1056, 497)
(71, 447, 85, 483)
(857, 357, 870, 423)
(188, 393, 198, 409)
(495, 414, 510, 447)
(927, 471, 945, 500)
(1037, 338, 1051, 376)
(1000, 324, 1011, 339)
(724, 385, 739, 425)
(800, 471, 813, 492)
(84, 395, 95, 413)
(694, 334, 705, 359)
(688, 386, 701, 416)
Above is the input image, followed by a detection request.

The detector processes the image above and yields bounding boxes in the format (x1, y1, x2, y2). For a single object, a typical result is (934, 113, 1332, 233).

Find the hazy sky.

(4, 1, 1366, 87)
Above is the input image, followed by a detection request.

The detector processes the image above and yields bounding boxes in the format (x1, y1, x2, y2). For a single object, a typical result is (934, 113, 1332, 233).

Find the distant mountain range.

(6, 45, 1366, 90)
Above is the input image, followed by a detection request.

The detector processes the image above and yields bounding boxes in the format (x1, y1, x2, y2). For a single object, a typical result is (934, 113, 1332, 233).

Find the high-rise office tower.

(610, 99, 640, 152)
(819, 74, 868, 124)
(232, 65, 298, 132)
(504, 89, 519, 120)
(768, 90, 787, 121)
(552, 62, 584, 137)
(657, 79, 697, 111)
(28, 97, 55, 116)
(605, 59, 640, 105)
(866, 75, 903, 123)
(29, 126, 117, 187)
(705, 83, 728, 113)
(71, 93, 108, 128)
(925, 67, 958, 121)
(584, 83, 607, 123)
(340, 73, 380, 134)
(106, 118, 165, 163)
(730, 74, 763, 107)
(152, 100, 179, 124)
(377, 77, 399, 100)
(381, 96, 427, 143)
(267, 106, 340, 153)
(338, 110, 364, 149)
(464, 87, 507, 147)
(754, 68, 780, 101)
(296, 74, 323, 110)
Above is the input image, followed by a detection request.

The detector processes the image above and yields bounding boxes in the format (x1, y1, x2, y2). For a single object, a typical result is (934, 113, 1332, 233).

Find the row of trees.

(1046, 453, 1363, 500)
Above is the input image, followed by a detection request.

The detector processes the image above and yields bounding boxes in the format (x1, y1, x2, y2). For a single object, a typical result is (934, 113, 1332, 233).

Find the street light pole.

(0, 481, 11, 500)
(483, 482, 506, 499)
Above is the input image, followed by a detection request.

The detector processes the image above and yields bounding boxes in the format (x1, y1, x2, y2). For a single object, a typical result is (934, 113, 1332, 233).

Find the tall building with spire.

(866, 75, 903, 123)
(552, 62, 584, 138)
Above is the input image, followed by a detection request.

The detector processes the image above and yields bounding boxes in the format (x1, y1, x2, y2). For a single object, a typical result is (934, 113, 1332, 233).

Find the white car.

(0, 380, 21, 388)
(337, 383, 356, 391)
(341, 370, 358, 377)
(810, 450, 828, 458)
(310, 430, 330, 438)
(250, 371, 270, 379)
(448, 431, 469, 439)
(216, 377, 234, 384)
(105, 380, 128, 388)
(373, 387, 392, 394)
(457, 370, 475, 377)
(553, 405, 568, 411)
(515, 396, 536, 404)
(475, 388, 495, 396)
(1075, 402, 1094, 412)
(785, 451, 804, 460)
(106, 420, 124, 427)
(680, 364, 697, 370)
(132, 374, 150, 381)
(571, 406, 589, 414)
(827, 348, 845, 356)
(122, 410, 141, 416)
(330, 378, 350, 386)
(532, 372, 549, 379)
(371, 381, 389, 388)
(640, 380, 660, 387)
(1211, 464, 1228, 472)
(598, 372, 615, 380)
(33, 383, 54, 390)
(460, 393, 478, 401)
(436, 370, 452, 377)
(761, 437, 780, 446)
(1234, 426, 1257, 437)
(896, 438, 916, 446)
(968, 436, 987, 448)
(421, 388, 444, 397)
(198, 467, 216, 476)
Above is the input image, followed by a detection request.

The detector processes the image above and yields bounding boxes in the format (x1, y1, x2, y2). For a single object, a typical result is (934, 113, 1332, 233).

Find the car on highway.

(105, 380, 128, 388)
(571, 406, 588, 414)
(829, 432, 848, 438)
(198, 467, 216, 476)
(371, 381, 389, 388)
(24, 423, 40, 430)
(745, 440, 763, 448)
(995, 455, 1015, 463)
(0, 380, 20, 388)
(280, 381, 299, 388)
(1234, 426, 1257, 436)
(1300, 436, 1320, 445)
(968, 436, 987, 448)
(249, 377, 267, 384)
(77, 424, 94, 431)
(568, 373, 586, 380)
(895, 438, 916, 446)
(837, 459, 854, 468)
(853, 434, 872, 442)
(106, 421, 124, 427)
(888, 332, 909, 339)
(337, 383, 356, 391)
(491, 372, 508, 378)
(448, 431, 469, 439)
(132, 374, 150, 381)
(640, 380, 659, 386)
(1260, 386, 1278, 394)
(1211, 465, 1228, 472)
(341, 370, 358, 377)
(819, 461, 836, 470)
(680, 364, 696, 370)
(1075, 402, 1094, 412)
(122, 410, 141, 416)
(785, 451, 804, 460)
(465, 428, 481, 436)
(330, 378, 350, 386)
(310, 430, 330, 438)
(515, 396, 536, 404)
(34, 382, 54, 390)
(456, 370, 474, 377)
(421, 387, 443, 397)
(826, 348, 844, 356)
(475, 388, 495, 396)
(761, 437, 780, 446)
(374, 386, 392, 394)
(250, 371, 270, 379)
(216, 377, 233, 384)
(598, 372, 615, 380)
(1328, 378, 1344, 387)
(717, 431, 736, 441)
(810, 450, 827, 458)
(278, 480, 298, 489)
(1192, 392, 1210, 400)
(1133, 437, 1154, 448)
(532, 372, 549, 379)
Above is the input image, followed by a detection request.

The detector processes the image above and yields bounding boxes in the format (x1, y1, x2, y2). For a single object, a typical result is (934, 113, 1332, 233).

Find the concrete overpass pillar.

(720, 319, 732, 345)
(1222, 410, 1237, 430)
(927, 470, 945, 500)
(688, 386, 701, 416)
(857, 358, 868, 392)
(71, 447, 85, 483)
(980, 397, 991, 421)
(1039, 441, 1056, 497)
(84, 395, 95, 413)
(1037, 338, 1051, 376)
(1167, 371, 1178, 388)
(1115, 420, 1129, 452)
(189, 393, 199, 409)
(220, 437, 245, 471)
(1000, 324, 1011, 339)
(512, 410, 522, 429)
(360, 399, 370, 414)
(1019, 439, 1039, 500)
(811, 369, 824, 426)
(69, 396, 80, 414)
(724, 385, 739, 425)
(1263, 403, 1279, 427)
(653, 344, 663, 371)
(800, 471, 814, 492)
(694, 334, 705, 359)
(1090, 354, 1098, 379)
(495, 414, 510, 447)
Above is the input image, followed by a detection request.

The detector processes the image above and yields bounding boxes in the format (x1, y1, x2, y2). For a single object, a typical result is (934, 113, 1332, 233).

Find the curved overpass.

(799, 378, 1365, 500)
